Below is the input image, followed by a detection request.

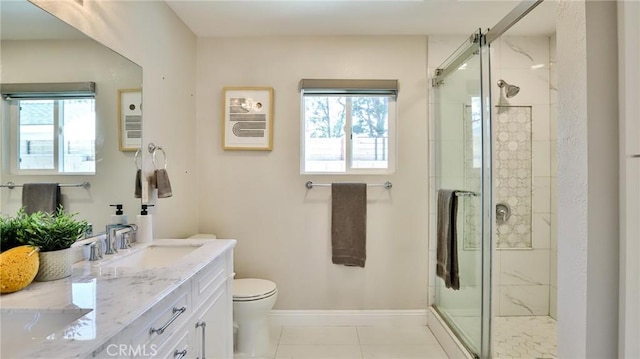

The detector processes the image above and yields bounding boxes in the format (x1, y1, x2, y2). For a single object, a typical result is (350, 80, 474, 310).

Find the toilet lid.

(233, 279, 277, 301)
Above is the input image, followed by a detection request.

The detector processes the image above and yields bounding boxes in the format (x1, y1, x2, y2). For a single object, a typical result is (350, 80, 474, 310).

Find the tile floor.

(235, 325, 450, 359)
(234, 317, 557, 359)
(493, 316, 557, 358)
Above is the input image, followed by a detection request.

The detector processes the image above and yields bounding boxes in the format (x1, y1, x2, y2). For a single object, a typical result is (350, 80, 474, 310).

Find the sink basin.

(100, 243, 202, 269)
(0, 308, 92, 357)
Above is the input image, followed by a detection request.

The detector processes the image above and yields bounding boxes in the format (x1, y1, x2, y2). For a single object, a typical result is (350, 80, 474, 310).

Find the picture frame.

(118, 88, 142, 152)
(222, 87, 274, 151)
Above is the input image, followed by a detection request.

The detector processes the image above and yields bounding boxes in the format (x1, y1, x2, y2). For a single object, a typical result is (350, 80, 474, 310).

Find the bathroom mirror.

(0, 0, 143, 231)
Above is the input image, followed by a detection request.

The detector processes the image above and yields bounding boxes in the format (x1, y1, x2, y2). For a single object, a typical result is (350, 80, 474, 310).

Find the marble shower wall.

(491, 36, 553, 317)
(549, 34, 558, 320)
(426, 35, 555, 318)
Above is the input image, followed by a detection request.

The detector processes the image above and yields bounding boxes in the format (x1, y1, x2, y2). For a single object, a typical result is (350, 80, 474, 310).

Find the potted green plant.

(18, 206, 88, 281)
(0, 208, 29, 253)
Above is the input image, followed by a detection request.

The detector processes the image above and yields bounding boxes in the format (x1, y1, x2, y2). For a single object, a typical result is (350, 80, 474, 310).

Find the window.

(300, 79, 397, 174)
(470, 96, 482, 168)
(2, 82, 96, 174)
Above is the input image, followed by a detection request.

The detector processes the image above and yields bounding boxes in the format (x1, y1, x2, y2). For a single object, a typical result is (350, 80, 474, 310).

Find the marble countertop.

(0, 238, 236, 359)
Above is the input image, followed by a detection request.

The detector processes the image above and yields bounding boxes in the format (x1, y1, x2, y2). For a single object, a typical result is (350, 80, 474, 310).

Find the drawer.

(128, 283, 192, 348)
(192, 258, 227, 311)
(154, 326, 191, 359)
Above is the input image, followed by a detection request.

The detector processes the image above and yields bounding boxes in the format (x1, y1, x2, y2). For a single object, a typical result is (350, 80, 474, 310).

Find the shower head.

(497, 79, 520, 98)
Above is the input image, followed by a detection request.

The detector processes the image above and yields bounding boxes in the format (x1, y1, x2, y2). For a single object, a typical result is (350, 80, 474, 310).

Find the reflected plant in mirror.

(0, 0, 143, 232)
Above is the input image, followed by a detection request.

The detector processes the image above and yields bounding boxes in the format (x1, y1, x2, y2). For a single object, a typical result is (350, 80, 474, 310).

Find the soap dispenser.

(110, 204, 128, 224)
(136, 204, 154, 243)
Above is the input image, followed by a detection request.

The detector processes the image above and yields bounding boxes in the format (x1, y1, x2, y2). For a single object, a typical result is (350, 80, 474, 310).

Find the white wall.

(1, 39, 141, 230)
(618, 1, 640, 357)
(30, 0, 198, 238)
(557, 0, 619, 357)
(196, 36, 429, 309)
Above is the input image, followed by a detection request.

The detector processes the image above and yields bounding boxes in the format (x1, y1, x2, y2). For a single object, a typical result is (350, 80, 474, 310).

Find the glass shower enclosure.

(431, 30, 493, 359)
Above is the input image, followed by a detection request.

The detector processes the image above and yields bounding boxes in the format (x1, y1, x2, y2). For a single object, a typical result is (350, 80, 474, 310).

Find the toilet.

(233, 278, 278, 356)
(187, 234, 277, 356)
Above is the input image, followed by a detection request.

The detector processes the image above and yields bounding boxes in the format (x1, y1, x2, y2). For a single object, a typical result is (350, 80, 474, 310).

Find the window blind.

(1, 82, 96, 100)
(299, 79, 398, 96)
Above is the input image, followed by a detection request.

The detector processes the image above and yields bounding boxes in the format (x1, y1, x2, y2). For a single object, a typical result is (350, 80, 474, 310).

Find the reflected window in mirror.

(5, 94, 96, 175)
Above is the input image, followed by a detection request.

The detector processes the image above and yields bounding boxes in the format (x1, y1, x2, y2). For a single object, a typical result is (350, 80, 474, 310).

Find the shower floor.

(493, 316, 557, 358)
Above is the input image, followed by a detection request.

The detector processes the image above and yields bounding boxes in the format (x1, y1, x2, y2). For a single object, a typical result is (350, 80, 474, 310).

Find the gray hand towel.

(331, 183, 366, 267)
(436, 189, 460, 290)
(22, 183, 61, 214)
(155, 169, 173, 198)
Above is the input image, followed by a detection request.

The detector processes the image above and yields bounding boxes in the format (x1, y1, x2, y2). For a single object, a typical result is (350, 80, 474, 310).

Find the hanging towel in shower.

(436, 189, 460, 290)
(331, 183, 367, 267)
(154, 169, 173, 198)
(22, 183, 61, 215)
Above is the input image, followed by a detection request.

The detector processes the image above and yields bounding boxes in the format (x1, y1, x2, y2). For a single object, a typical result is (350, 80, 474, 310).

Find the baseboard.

(268, 309, 428, 327)
(427, 307, 474, 359)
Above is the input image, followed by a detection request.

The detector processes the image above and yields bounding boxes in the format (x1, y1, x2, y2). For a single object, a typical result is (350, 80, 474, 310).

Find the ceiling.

(0, 0, 88, 40)
(165, 0, 557, 38)
(0, 0, 557, 41)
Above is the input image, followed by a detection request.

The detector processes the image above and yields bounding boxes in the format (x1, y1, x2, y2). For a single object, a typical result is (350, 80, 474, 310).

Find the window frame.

(6, 97, 96, 176)
(300, 80, 398, 175)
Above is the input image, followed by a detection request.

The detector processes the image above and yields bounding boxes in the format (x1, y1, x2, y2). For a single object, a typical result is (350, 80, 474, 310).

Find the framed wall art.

(118, 88, 142, 152)
(222, 87, 274, 150)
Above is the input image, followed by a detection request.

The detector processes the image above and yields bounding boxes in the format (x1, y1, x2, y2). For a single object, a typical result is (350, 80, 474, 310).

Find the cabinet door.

(193, 285, 232, 359)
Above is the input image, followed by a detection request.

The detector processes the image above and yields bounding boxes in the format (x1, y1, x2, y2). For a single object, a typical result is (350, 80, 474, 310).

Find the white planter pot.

(35, 248, 72, 281)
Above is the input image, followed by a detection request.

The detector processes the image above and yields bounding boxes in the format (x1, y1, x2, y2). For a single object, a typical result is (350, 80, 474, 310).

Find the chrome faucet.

(104, 224, 138, 255)
(88, 238, 103, 261)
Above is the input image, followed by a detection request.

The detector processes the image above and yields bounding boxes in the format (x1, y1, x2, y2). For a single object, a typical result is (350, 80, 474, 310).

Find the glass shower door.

(432, 32, 492, 358)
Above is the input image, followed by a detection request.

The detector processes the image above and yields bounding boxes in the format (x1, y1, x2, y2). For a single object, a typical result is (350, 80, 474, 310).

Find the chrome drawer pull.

(149, 306, 187, 335)
(196, 321, 207, 359)
(174, 349, 187, 359)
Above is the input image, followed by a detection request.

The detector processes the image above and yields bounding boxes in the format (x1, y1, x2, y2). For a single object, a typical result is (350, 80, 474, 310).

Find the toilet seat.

(233, 279, 277, 302)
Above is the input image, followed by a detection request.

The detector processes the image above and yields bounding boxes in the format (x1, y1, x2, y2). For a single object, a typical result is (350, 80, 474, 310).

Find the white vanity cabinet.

(190, 250, 234, 358)
(94, 246, 234, 359)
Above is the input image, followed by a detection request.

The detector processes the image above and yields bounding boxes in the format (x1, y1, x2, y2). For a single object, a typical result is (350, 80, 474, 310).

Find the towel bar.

(305, 181, 392, 189)
(148, 142, 167, 170)
(455, 191, 479, 197)
(0, 181, 90, 190)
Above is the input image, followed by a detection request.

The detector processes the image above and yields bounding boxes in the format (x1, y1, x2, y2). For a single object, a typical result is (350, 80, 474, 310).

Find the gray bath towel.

(331, 183, 366, 267)
(22, 183, 61, 214)
(135, 169, 142, 198)
(436, 189, 460, 290)
(155, 169, 173, 198)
